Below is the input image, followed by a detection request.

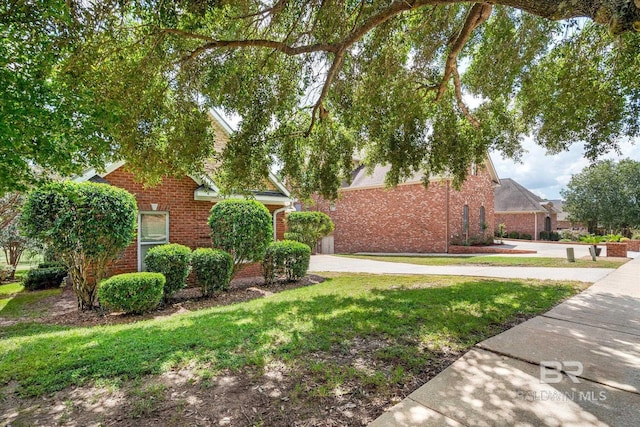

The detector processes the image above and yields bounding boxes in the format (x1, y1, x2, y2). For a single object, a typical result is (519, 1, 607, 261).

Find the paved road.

(309, 254, 614, 283)
(370, 253, 640, 426)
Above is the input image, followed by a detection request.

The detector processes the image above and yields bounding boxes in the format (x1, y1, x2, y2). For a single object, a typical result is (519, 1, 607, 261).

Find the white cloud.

(491, 137, 640, 200)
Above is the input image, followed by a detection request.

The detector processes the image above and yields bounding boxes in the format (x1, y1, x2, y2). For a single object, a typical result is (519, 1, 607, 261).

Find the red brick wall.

(311, 168, 495, 253)
(103, 166, 286, 278)
(495, 212, 558, 240)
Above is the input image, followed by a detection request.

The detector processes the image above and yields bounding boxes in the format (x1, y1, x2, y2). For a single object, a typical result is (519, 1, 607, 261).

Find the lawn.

(0, 283, 62, 319)
(341, 254, 628, 268)
(0, 273, 585, 403)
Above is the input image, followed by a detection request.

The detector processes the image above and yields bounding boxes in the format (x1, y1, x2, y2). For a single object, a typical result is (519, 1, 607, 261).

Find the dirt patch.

(0, 345, 463, 427)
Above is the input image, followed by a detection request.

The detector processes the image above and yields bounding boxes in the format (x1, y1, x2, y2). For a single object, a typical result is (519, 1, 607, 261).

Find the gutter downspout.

(273, 203, 295, 241)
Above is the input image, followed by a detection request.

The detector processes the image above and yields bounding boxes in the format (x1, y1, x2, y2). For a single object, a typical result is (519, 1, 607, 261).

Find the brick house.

(494, 178, 557, 240)
(74, 110, 293, 278)
(309, 158, 500, 253)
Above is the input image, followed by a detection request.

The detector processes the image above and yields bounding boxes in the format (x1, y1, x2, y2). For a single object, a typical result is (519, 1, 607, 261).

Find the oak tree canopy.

(2, 0, 639, 198)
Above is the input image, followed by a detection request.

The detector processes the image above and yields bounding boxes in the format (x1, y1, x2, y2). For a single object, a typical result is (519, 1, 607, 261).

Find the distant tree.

(562, 159, 640, 233)
(284, 212, 335, 252)
(0, 218, 37, 280)
(21, 182, 137, 310)
(208, 199, 273, 275)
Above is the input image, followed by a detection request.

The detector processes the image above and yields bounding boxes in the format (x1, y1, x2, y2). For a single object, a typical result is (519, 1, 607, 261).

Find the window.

(463, 204, 469, 237)
(479, 206, 486, 232)
(138, 212, 169, 271)
(471, 162, 477, 176)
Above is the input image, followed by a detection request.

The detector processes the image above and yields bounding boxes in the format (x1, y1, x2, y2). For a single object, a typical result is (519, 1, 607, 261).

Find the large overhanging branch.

(160, 0, 640, 130)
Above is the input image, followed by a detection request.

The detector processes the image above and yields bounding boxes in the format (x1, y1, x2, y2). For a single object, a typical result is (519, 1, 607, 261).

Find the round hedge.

(263, 240, 311, 285)
(208, 199, 273, 274)
(191, 248, 233, 296)
(98, 272, 165, 314)
(144, 243, 192, 299)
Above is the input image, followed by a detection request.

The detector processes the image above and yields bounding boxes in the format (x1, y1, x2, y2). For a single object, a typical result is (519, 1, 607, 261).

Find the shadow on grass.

(0, 277, 578, 397)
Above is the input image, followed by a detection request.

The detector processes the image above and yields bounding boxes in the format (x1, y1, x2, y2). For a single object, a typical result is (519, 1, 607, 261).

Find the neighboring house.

(74, 110, 293, 278)
(548, 199, 585, 230)
(309, 158, 500, 253)
(494, 178, 557, 240)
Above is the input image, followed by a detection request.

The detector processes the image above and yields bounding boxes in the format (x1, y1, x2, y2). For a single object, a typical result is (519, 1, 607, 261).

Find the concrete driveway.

(309, 253, 615, 283)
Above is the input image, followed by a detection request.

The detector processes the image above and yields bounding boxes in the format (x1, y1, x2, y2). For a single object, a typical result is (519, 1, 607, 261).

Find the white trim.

(138, 211, 169, 272)
(193, 187, 292, 205)
(73, 160, 126, 182)
(208, 108, 234, 135)
(268, 172, 291, 197)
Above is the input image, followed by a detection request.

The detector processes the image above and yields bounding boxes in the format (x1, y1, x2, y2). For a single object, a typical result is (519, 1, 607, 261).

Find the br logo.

(540, 361, 583, 384)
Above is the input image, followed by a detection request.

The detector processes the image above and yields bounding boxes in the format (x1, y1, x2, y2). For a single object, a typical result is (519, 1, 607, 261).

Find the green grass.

(341, 254, 628, 269)
(0, 283, 62, 319)
(0, 274, 585, 397)
(0, 251, 43, 273)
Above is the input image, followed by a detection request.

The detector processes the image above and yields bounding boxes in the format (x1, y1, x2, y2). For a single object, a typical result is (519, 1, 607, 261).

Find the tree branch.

(436, 3, 492, 101)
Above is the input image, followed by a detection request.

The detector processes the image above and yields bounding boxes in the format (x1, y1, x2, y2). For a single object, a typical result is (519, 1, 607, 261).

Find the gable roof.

(73, 109, 292, 205)
(343, 156, 500, 190)
(548, 199, 569, 221)
(495, 178, 556, 213)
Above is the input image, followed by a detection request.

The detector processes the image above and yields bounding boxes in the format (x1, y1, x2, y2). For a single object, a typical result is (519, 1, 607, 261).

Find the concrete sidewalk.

(309, 255, 615, 283)
(369, 255, 640, 426)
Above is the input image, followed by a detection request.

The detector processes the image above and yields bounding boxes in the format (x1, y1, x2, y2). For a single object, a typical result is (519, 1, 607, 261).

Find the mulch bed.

(34, 274, 327, 328)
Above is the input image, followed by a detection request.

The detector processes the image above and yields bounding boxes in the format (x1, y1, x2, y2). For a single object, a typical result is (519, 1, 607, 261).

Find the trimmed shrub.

(38, 261, 65, 269)
(284, 211, 334, 251)
(23, 267, 67, 291)
(145, 243, 192, 299)
(540, 231, 560, 241)
(191, 248, 233, 296)
(21, 181, 137, 310)
(520, 233, 532, 240)
(98, 273, 165, 314)
(208, 199, 273, 275)
(263, 240, 311, 285)
(507, 231, 520, 239)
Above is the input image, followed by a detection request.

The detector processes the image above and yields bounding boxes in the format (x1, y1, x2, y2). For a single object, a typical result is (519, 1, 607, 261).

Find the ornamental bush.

(263, 240, 311, 285)
(21, 182, 137, 310)
(191, 248, 233, 296)
(284, 211, 334, 252)
(507, 231, 520, 239)
(144, 243, 192, 299)
(208, 199, 273, 275)
(23, 267, 67, 291)
(98, 272, 164, 314)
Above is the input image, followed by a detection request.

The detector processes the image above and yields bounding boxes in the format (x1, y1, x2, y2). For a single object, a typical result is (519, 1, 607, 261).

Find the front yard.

(1, 273, 587, 426)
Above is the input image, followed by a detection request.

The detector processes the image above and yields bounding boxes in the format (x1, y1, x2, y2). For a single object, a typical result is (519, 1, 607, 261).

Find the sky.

(490, 138, 640, 201)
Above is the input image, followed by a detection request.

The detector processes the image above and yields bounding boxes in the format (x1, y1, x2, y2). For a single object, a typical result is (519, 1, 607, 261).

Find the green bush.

(21, 181, 137, 310)
(37, 261, 65, 269)
(263, 240, 311, 285)
(520, 233, 532, 240)
(144, 244, 192, 299)
(603, 234, 624, 242)
(23, 267, 67, 291)
(98, 273, 165, 314)
(191, 248, 233, 296)
(539, 231, 560, 241)
(507, 231, 520, 239)
(208, 199, 273, 275)
(284, 211, 334, 251)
